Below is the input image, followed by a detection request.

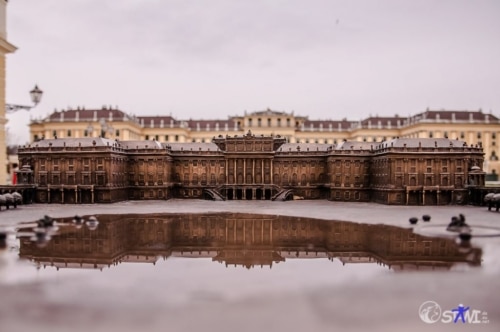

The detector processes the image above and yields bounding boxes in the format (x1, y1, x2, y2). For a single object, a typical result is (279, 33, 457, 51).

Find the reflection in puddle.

(17, 213, 481, 272)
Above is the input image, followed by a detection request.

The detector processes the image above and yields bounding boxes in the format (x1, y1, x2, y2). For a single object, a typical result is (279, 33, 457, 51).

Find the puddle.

(1, 212, 499, 331)
(1, 213, 484, 280)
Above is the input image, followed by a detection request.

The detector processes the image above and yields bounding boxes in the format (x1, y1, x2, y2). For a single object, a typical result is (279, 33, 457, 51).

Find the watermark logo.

(419, 301, 442, 324)
(419, 301, 489, 324)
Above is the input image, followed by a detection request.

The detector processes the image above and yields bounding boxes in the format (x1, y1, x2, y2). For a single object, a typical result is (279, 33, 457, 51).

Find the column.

(243, 159, 246, 184)
(252, 159, 255, 184)
(234, 159, 237, 184)
(261, 160, 264, 184)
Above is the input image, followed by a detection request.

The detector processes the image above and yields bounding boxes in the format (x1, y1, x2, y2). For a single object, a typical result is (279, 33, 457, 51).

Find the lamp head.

(30, 85, 43, 105)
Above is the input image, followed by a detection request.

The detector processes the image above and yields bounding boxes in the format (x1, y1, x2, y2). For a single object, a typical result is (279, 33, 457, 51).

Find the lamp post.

(6, 85, 43, 113)
(5, 85, 43, 185)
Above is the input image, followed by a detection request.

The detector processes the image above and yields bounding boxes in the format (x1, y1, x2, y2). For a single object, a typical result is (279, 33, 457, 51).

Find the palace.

(29, 107, 500, 176)
(16, 133, 485, 205)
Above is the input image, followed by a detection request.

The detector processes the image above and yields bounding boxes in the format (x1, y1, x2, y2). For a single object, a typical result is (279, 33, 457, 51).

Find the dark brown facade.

(15, 133, 485, 205)
(19, 213, 482, 271)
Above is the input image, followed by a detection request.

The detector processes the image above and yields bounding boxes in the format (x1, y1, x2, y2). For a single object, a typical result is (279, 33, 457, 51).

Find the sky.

(5, 0, 500, 144)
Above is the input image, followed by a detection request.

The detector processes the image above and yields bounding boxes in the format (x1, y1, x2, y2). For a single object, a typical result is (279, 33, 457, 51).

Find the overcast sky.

(5, 0, 500, 144)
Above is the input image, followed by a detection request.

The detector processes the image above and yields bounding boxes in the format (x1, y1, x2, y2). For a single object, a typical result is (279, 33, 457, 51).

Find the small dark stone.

(409, 217, 418, 225)
(422, 215, 431, 222)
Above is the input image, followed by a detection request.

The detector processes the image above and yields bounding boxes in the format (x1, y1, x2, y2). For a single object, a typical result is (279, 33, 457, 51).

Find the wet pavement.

(0, 200, 499, 331)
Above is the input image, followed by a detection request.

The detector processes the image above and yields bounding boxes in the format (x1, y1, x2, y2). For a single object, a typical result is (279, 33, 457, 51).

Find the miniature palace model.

(16, 133, 485, 205)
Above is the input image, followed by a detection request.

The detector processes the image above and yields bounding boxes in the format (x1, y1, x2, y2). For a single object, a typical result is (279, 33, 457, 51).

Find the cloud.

(4, 0, 500, 144)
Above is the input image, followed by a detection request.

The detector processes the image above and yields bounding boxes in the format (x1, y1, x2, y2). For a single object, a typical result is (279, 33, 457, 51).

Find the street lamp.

(6, 85, 43, 113)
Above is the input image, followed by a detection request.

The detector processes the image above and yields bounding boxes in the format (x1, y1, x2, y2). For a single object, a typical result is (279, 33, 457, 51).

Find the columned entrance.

(219, 186, 280, 201)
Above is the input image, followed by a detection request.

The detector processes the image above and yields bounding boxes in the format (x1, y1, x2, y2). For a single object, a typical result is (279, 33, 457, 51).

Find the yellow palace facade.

(29, 107, 500, 176)
(0, 0, 17, 185)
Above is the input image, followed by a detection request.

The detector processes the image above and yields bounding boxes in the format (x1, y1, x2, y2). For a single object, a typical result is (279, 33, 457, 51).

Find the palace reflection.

(18, 213, 481, 271)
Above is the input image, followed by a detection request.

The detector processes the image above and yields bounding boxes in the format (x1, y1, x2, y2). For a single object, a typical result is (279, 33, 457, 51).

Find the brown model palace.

(14, 132, 485, 205)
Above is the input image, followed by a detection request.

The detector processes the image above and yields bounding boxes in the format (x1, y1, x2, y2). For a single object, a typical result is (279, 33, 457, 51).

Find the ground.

(0, 200, 499, 332)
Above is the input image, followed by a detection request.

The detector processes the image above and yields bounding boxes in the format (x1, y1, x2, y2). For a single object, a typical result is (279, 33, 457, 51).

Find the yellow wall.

(0, 0, 17, 184)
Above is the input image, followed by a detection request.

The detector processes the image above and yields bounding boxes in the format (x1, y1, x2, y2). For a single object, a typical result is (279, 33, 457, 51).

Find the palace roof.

(168, 142, 219, 152)
(28, 137, 117, 148)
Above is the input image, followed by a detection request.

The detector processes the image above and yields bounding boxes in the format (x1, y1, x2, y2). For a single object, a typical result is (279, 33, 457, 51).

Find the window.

(258, 118, 262, 127)
(145, 135, 150, 140)
(165, 135, 169, 142)
(428, 131, 433, 138)
(67, 130, 71, 137)
(84, 130, 89, 137)
(96, 175, 104, 186)
(267, 118, 271, 127)
(477, 132, 482, 139)
(115, 129, 120, 137)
